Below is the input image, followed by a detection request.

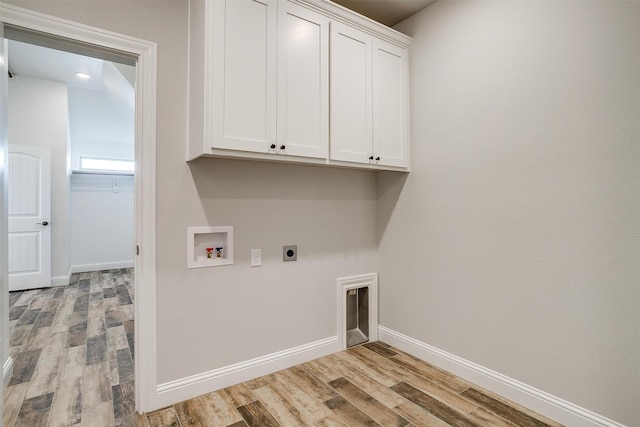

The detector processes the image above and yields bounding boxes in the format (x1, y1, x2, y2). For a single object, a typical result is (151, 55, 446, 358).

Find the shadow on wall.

(188, 157, 378, 202)
(186, 157, 381, 258)
(376, 170, 409, 242)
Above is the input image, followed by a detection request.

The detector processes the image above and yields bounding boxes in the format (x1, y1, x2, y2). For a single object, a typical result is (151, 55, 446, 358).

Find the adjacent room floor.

(3, 269, 140, 426)
(4, 271, 562, 426)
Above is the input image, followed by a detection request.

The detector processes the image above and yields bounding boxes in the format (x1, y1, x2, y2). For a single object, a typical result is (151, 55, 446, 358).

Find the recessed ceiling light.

(75, 72, 90, 79)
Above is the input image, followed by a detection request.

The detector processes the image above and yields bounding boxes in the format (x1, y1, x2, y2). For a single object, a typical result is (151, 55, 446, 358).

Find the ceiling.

(7, 39, 135, 92)
(7, 39, 136, 121)
(8, 39, 106, 91)
(332, 0, 435, 27)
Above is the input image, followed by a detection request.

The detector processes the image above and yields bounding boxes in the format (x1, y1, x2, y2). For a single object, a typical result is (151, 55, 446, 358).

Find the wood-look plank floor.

(4, 273, 563, 427)
(146, 342, 564, 427)
(3, 269, 145, 427)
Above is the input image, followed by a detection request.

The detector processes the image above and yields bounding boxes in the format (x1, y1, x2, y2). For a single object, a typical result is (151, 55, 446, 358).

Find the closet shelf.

(70, 170, 134, 177)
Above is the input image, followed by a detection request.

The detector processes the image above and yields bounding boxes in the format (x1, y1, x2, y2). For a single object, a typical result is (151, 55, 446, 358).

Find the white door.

(8, 144, 51, 291)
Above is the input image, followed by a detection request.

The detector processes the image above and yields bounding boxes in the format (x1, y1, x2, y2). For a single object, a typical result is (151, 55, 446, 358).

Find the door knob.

(280, 145, 286, 150)
(37, 221, 49, 226)
(270, 144, 276, 149)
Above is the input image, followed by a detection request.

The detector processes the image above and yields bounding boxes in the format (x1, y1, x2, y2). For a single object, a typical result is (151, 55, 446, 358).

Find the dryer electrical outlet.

(283, 245, 297, 262)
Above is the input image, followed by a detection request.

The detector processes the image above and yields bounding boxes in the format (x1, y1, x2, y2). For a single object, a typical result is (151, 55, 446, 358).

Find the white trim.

(378, 326, 627, 427)
(155, 336, 339, 409)
(70, 261, 134, 274)
(337, 273, 378, 350)
(51, 261, 134, 287)
(133, 28, 158, 414)
(0, 3, 158, 413)
(51, 275, 70, 287)
(51, 266, 73, 287)
(3, 356, 13, 387)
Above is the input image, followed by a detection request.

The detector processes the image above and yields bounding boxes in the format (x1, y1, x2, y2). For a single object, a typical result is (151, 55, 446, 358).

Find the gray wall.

(388, 2, 640, 425)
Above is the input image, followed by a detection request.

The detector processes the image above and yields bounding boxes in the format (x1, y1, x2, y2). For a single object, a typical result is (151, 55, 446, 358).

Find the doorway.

(0, 3, 157, 415)
(3, 38, 137, 424)
(7, 39, 136, 292)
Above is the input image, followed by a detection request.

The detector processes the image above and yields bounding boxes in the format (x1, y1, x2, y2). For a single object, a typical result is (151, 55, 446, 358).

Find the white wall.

(68, 85, 134, 171)
(387, 2, 640, 426)
(7, 75, 70, 283)
(68, 85, 134, 271)
(69, 174, 133, 272)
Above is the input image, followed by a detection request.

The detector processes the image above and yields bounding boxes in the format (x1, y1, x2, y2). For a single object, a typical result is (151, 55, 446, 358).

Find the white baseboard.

(70, 261, 134, 274)
(3, 356, 13, 387)
(378, 326, 625, 427)
(50, 266, 73, 287)
(51, 275, 70, 287)
(155, 336, 339, 409)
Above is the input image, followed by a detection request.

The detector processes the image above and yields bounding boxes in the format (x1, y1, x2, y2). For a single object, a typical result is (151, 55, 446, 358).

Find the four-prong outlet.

(283, 245, 297, 262)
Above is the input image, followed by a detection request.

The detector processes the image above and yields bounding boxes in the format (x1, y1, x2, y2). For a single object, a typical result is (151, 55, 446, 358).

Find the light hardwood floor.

(5, 272, 563, 426)
(144, 342, 563, 427)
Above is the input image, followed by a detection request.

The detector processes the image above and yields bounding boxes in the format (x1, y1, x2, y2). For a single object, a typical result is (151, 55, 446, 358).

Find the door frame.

(0, 3, 158, 412)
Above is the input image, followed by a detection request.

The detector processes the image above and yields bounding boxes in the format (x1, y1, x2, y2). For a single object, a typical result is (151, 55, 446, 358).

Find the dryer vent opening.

(346, 286, 369, 348)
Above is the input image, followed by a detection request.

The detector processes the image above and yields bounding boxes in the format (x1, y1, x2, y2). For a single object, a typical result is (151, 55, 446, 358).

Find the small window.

(79, 156, 134, 173)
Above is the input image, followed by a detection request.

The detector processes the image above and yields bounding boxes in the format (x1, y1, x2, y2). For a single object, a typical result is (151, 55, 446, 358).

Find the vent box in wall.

(337, 273, 378, 350)
(346, 287, 370, 347)
(187, 226, 233, 268)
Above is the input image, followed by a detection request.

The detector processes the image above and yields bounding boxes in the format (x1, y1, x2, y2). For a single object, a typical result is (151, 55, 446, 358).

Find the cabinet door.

(373, 39, 409, 168)
(211, 0, 277, 153)
(277, 2, 329, 159)
(330, 22, 372, 164)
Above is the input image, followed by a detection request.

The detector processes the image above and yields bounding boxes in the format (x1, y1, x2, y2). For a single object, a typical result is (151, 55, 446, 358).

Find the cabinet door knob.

(368, 156, 374, 160)
(375, 156, 380, 161)
(280, 145, 286, 150)
(270, 144, 276, 149)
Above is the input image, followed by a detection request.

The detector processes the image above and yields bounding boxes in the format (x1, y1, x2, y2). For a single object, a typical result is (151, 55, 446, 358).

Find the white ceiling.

(8, 39, 106, 91)
(332, 0, 435, 27)
(7, 39, 135, 93)
(7, 39, 136, 127)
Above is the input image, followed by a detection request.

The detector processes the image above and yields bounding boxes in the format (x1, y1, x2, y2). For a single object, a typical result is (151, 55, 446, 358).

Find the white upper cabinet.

(277, 1, 329, 159)
(373, 39, 409, 168)
(188, 0, 277, 158)
(188, 0, 411, 171)
(329, 22, 373, 164)
(330, 22, 409, 168)
(211, 0, 277, 153)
